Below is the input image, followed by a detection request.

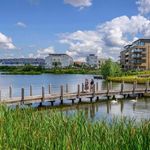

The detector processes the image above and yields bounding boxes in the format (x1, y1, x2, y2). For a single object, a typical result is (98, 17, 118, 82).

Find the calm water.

(0, 74, 150, 120)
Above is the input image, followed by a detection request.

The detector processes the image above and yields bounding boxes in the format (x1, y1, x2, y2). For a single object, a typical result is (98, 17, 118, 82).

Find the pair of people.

(85, 79, 94, 92)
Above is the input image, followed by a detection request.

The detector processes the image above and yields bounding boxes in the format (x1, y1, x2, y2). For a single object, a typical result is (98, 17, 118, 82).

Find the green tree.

(101, 59, 122, 79)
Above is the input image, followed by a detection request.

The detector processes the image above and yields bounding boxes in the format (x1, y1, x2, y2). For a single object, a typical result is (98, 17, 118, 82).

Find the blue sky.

(0, 0, 150, 60)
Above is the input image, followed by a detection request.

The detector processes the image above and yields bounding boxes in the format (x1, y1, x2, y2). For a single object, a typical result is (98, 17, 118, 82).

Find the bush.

(101, 59, 122, 79)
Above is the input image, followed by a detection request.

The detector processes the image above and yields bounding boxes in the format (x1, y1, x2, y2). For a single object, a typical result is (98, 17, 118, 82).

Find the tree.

(101, 59, 122, 79)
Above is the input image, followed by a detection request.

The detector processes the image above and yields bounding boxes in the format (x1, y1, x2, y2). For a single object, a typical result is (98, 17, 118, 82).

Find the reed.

(0, 106, 150, 150)
(108, 76, 150, 84)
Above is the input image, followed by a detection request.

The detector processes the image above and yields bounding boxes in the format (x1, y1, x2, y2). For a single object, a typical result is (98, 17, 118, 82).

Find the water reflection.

(59, 98, 150, 121)
(0, 74, 150, 120)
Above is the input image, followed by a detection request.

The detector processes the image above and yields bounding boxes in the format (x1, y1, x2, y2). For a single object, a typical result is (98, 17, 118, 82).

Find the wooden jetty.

(0, 81, 150, 106)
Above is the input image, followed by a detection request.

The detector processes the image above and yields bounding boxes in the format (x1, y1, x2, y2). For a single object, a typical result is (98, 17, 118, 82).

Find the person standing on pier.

(85, 79, 89, 92)
(90, 79, 94, 92)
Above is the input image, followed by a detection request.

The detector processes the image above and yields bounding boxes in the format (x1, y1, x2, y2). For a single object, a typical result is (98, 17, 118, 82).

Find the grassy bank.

(0, 106, 150, 149)
(0, 66, 99, 75)
(108, 76, 150, 84)
(108, 70, 150, 84)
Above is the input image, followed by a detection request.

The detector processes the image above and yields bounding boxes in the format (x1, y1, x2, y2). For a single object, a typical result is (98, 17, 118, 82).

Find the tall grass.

(108, 76, 150, 84)
(0, 106, 150, 150)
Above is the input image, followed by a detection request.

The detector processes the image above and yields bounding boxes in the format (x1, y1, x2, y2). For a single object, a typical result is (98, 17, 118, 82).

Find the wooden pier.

(0, 81, 150, 106)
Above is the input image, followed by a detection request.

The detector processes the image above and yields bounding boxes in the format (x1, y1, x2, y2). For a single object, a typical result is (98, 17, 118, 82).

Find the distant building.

(120, 39, 150, 70)
(98, 58, 108, 68)
(86, 54, 98, 68)
(0, 58, 45, 67)
(74, 61, 86, 67)
(45, 54, 73, 68)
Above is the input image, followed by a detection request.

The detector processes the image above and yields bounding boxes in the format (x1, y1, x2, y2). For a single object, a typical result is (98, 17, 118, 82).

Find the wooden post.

(145, 81, 149, 93)
(92, 84, 95, 97)
(96, 82, 98, 92)
(120, 81, 124, 94)
(110, 81, 112, 90)
(9, 86, 12, 98)
(60, 85, 63, 104)
(30, 85, 32, 96)
(77, 84, 82, 102)
(48, 84, 51, 94)
(82, 83, 84, 93)
(42, 86, 45, 102)
(107, 82, 109, 95)
(133, 81, 136, 94)
(66, 84, 68, 93)
(135, 81, 137, 89)
(77, 84, 80, 98)
(21, 88, 24, 104)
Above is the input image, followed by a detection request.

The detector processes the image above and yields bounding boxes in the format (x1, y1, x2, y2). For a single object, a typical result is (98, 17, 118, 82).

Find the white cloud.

(29, 46, 55, 58)
(16, 22, 27, 28)
(136, 0, 150, 15)
(60, 30, 103, 61)
(64, 0, 92, 9)
(0, 32, 16, 49)
(60, 15, 150, 60)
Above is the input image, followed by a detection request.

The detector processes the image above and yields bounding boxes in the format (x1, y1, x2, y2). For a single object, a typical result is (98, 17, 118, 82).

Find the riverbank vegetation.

(101, 59, 122, 79)
(0, 65, 99, 75)
(0, 106, 150, 149)
(108, 76, 150, 84)
(100, 59, 150, 83)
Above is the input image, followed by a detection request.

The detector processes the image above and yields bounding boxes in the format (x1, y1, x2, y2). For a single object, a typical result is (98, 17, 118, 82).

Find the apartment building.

(120, 39, 150, 70)
(45, 54, 73, 68)
(86, 54, 98, 68)
(98, 58, 108, 68)
(0, 58, 45, 67)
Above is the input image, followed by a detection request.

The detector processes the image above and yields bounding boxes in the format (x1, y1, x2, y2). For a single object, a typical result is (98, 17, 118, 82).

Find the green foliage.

(108, 70, 150, 83)
(0, 106, 150, 149)
(101, 59, 122, 79)
(0, 66, 99, 75)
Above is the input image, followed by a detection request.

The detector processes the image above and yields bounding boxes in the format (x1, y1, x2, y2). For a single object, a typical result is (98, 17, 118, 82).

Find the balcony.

(131, 54, 143, 58)
(131, 49, 143, 53)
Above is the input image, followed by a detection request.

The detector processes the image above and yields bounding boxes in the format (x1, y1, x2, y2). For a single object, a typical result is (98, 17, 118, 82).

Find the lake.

(0, 74, 150, 120)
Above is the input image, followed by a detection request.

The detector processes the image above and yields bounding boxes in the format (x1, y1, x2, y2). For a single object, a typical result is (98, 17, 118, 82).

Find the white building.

(45, 54, 73, 68)
(98, 58, 108, 68)
(86, 54, 98, 68)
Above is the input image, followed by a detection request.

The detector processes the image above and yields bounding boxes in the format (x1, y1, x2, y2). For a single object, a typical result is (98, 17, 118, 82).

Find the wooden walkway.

(0, 81, 150, 106)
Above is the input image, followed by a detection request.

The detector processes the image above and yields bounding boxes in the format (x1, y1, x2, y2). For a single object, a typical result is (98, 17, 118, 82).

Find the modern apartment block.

(45, 54, 73, 68)
(120, 39, 150, 70)
(86, 54, 98, 68)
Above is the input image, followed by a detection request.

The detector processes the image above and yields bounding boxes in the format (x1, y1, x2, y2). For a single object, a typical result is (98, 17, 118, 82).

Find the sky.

(0, 0, 150, 61)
